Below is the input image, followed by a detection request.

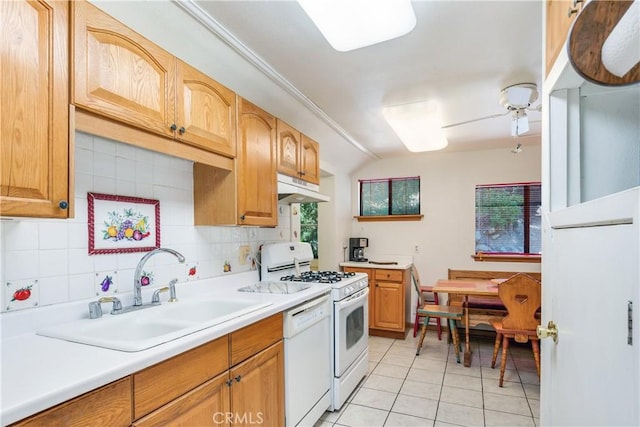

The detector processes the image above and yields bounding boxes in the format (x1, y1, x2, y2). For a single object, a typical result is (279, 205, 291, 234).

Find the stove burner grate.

(280, 270, 357, 283)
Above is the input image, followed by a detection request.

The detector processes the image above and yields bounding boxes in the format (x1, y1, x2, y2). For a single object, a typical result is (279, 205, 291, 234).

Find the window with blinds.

(360, 177, 420, 216)
(475, 182, 541, 255)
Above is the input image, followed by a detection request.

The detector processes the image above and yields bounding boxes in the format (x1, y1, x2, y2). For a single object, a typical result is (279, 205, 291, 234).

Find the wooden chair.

(412, 267, 464, 362)
(412, 267, 442, 339)
(490, 273, 542, 387)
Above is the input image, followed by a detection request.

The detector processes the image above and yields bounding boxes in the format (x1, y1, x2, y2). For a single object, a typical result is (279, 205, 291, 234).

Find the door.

(334, 288, 369, 376)
(72, 0, 176, 138)
(175, 60, 236, 157)
(300, 134, 320, 184)
(541, 67, 640, 423)
(541, 189, 639, 426)
(373, 280, 404, 331)
(236, 98, 277, 226)
(1, 0, 70, 218)
(229, 341, 284, 427)
(276, 119, 301, 179)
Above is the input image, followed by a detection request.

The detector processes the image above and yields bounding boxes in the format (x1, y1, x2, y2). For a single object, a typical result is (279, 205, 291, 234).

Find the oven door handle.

(334, 287, 368, 309)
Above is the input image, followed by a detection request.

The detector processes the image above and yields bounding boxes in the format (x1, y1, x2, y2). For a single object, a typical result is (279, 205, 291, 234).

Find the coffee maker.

(349, 238, 369, 262)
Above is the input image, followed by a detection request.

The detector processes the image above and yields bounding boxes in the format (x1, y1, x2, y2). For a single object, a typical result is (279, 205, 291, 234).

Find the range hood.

(277, 174, 330, 204)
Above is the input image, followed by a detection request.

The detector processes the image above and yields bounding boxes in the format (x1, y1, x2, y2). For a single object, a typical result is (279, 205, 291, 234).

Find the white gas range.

(259, 242, 369, 417)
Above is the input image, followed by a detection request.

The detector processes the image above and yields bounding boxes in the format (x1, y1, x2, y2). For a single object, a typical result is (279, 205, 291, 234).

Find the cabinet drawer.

(133, 371, 230, 427)
(375, 269, 403, 282)
(133, 336, 228, 420)
(13, 377, 132, 427)
(231, 312, 283, 366)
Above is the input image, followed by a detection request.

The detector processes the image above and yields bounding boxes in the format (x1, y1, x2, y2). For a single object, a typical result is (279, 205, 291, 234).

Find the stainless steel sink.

(37, 298, 271, 352)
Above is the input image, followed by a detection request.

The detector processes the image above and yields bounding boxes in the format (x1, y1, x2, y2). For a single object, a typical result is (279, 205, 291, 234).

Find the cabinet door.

(72, 0, 175, 138)
(1, 0, 70, 218)
(276, 120, 302, 179)
(14, 378, 131, 427)
(545, 0, 579, 76)
(133, 372, 231, 427)
(300, 134, 320, 185)
(230, 341, 285, 427)
(175, 60, 236, 157)
(373, 281, 404, 331)
(133, 337, 228, 420)
(236, 98, 277, 226)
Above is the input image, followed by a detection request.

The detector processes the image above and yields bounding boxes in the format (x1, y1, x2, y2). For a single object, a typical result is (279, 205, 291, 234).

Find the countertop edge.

(340, 261, 412, 270)
(0, 276, 329, 426)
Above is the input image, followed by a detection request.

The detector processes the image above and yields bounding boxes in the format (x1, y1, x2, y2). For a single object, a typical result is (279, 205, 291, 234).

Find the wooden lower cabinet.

(229, 341, 285, 426)
(372, 280, 404, 331)
(343, 267, 411, 339)
(134, 372, 230, 427)
(12, 378, 131, 427)
(13, 314, 284, 426)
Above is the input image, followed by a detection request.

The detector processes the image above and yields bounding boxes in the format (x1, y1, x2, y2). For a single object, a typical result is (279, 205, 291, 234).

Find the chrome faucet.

(133, 248, 185, 306)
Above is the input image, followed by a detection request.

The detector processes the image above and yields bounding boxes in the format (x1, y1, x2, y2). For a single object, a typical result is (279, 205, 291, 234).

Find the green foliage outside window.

(300, 203, 318, 258)
(360, 177, 420, 216)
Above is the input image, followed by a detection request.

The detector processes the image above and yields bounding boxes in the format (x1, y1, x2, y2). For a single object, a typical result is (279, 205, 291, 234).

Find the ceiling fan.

(442, 83, 542, 137)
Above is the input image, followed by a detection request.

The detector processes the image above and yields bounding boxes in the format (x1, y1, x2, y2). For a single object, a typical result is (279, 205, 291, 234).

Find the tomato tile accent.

(4, 280, 39, 312)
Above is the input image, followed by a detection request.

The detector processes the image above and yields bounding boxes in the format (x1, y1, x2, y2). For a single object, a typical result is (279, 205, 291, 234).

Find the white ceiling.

(193, 0, 543, 163)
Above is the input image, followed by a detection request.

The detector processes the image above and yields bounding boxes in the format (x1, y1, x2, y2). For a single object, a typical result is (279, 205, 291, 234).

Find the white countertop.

(340, 258, 413, 270)
(0, 271, 329, 426)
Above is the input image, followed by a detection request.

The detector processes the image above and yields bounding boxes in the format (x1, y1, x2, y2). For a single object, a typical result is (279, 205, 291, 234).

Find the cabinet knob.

(235, 375, 242, 382)
(567, 6, 579, 17)
(58, 200, 69, 209)
(179, 126, 186, 135)
(170, 123, 177, 131)
(240, 214, 246, 221)
(572, 0, 583, 7)
(299, 171, 305, 176)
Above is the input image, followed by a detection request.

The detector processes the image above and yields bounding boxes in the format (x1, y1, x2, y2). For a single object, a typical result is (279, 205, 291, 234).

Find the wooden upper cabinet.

(276, 120, 321, 184)
(545, 0, 581, 76)
(72, 1, 236, 157)
(175, 60, 236, 157)
(72, 0, 176, 138)
(276, 120, 302, 178)
(1, 0, 70, 218)
(300, 134, 320, 185)
(236, 98, 277, 226)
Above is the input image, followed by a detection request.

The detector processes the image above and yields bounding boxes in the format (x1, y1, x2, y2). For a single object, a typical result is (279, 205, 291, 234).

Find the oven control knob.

(346, 286, 354, 294)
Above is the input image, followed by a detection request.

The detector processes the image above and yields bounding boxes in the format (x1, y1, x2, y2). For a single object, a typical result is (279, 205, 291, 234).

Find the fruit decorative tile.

(4, 280, 40, 312)
(95, 271, 118, 296)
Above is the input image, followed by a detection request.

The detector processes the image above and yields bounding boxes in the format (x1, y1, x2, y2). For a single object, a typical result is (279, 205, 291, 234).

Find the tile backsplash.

(0, 132, 291, 312)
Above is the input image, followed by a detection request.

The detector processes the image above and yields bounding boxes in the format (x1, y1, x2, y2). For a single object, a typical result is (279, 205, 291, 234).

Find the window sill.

(354, 215, 424, 222)
(472, 253, 541, 263)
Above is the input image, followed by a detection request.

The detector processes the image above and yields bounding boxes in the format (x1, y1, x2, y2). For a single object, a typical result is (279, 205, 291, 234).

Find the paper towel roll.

(601, 0, 640, 78)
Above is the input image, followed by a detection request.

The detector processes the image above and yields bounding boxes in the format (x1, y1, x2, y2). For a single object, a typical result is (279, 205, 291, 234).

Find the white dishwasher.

(284, 294, 332, 427)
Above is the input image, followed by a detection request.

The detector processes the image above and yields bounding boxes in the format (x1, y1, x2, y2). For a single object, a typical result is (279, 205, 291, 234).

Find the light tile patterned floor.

(315, 334, 540, 427)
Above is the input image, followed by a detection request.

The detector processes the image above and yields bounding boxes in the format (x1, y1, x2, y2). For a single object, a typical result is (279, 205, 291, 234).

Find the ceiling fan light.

(500, 83, 538, 109)
(511, 112, 530, 136)
(297, 0, 416, 52)
(383, 101, 449, 152)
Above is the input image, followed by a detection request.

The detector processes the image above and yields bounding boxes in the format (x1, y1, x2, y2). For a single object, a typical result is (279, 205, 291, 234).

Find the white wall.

(0, 132, 291, 313)
(350, 146, 542, 290)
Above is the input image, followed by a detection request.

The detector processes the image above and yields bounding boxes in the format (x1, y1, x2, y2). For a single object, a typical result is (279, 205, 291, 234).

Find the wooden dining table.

(432, 279, 502, 367)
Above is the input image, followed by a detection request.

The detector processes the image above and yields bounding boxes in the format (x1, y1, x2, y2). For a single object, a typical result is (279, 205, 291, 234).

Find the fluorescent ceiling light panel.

(383, 101, 449, 152)
(297, 0, 416, 52)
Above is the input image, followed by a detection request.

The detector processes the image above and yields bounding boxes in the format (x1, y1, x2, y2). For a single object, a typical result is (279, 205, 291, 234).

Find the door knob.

(537, 321, 558, 343)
